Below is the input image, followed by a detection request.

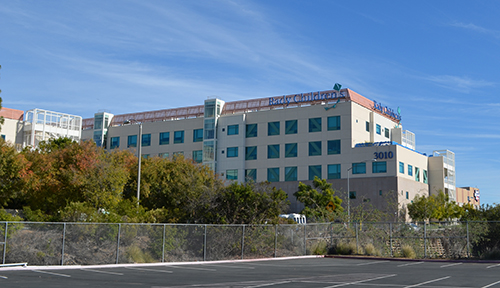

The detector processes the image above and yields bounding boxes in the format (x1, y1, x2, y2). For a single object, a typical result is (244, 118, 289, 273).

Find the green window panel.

(309, 141, 322, 156)
(267, 167, 279, 182)
(127, 135, 137, 148)
(174, 130, 184, 144)
(226, 169, 238, 180)
(268, 121, 280, 136)
(285, 120, 298, 134)
(327, 116, 341, 131)
(327, 140, 340, 155)
(376, 124, 381, 135)
(285, 143, 297, 158)
(372, 161, 387, 173)
(415, 167, 420, 182)
(142, 134, 151, 147)
(309, 117, 322, 132)
(227, 147, 238, 158)
(110, 137, 120, 149)
(309, 165, 322, 180)
(327, 164, 341, 179)
(246, 123, 257, 138)
(268, 144, 280, 159)
(423, 170, 428, 184)
(159, 132, 170, 145)
(385, 128, 390, 138)
(366, 121, 370, 132)
(408, 164, 413, 176)
(193, 129, 203, 142)
(285, 167, 297, 181)
(193, 150, 203, 163)
(245, 169, 256, 182)
(245, 146, 257, 160)
(227, 124, 239, 135)
(352, 162, 366, 174)
(399, 162, 405, 173)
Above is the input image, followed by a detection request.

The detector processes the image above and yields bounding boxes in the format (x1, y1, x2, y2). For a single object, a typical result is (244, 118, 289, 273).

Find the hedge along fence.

(1, 221, 499, 266)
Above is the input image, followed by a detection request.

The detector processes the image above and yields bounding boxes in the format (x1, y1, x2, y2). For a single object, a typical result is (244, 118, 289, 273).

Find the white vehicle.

(279, 213, 307, 224)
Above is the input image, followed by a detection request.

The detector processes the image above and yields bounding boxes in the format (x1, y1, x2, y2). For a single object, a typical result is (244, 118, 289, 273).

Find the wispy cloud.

(423, 75, 494, 92)
(450, 21, 500, 39)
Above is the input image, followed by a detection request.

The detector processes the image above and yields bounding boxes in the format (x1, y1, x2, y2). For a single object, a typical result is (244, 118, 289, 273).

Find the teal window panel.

(285, 120, 297, 134)
(227, 147, 238, 158)
(142, 134, 151, 147)
(376, 124, 381, 135)
(193, 129, 203, 142)
(327, 140, 340, 155)
(226, 169, 238, 180)
(227, 124, 239, 135)
(174, 130, 184, 144)
(399, 162, 405, 173)
(193, 150, 203, 163)
(285, 143, 297, 158)
(327, 116, 341, 131)
(385, 128, 390, 138)
(327, 164, 341, 179)
(309, 117, 322, 132)
(415, 167, 420, 182)
(349, 191, 356, 199)
(159, 132, 170, 145)
(285, 167, 297, 181)
(408, 164, 413, 176)
(110, 137, 120, 149)
(309, 141, 322, 156)
(268, 121, 280, 136)
(372, 161, 387, 173)
(352, 162, 366, 174)
(245, 146, 257, 160)
(423, 170, 428, 184)
(245, 169, 256, 182)
(246, 124, 257, 138)
(267, 167, 279, 182)
(366, 121, 370, 132)
(309, 165, 322, 180)
(127, 135, 137, 148)
(267, 144, 280, 159)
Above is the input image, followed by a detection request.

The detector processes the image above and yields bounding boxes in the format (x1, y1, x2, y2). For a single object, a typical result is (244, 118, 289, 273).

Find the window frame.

(227, 147, 238, 158)
(327, 116, 341, 131)
(267, 144, 280, 159)
(285, 120, 298, 134)
(159, 132, 170, 145)
(308, 141, 322, 156)
(268, 121, 280, 136)
(174, 130, 184, 144)
(227, 124, 239, 135)
(309, 117, 322, 132)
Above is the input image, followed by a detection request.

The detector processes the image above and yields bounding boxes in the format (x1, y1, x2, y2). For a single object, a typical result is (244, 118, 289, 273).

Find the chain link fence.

(1, 221, 500, 266)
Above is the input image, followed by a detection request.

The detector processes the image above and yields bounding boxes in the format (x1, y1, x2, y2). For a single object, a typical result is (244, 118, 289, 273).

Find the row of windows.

(226, 164, 342, 182)
(226, 116, 341, 138)
(366, 122, 390, 138)
(110, 129, 204, 149)
(399, 162, 428, 183)
(225, 140, 341, 160)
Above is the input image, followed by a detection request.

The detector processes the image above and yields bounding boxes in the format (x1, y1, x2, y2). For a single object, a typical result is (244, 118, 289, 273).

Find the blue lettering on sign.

(374, 151, 394, 160)
(373, 101, 402, 121)
(269, 91, 346, 107)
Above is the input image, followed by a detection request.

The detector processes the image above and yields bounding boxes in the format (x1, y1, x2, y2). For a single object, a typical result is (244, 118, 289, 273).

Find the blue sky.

(1, 0, 499, 204)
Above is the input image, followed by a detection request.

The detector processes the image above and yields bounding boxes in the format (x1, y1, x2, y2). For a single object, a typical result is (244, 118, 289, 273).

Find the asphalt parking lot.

(1, 256, 500, 288)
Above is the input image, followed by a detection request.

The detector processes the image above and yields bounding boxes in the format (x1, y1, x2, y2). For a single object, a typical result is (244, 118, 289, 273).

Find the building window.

(327, 140, 341, 155)
(399, 162, 405, 174)
(227, 147, 238, 158)
(376, 124, 381, 135)
(327, 164, 341, 179)
(246, 124, 257, 138)
(226, 169, 238, 180)
(110, 137, 120, 149)
(415, 167, 420, 182)
(408, 165, 413, 176)
(142, 134, 151, 147)
(379, 190, 383, 196)
(309, 117, 322, 132)
(245, 169, 256, 182)
(193, 150, 203, 163)
(0, 135, 5, 140)
(193, 129, 203, 142)
(268, 121, 280, 136)
(327, 116, 341, 131)
(385, 128, 390, 138)
(267, 167, 279, 182)
(245, 146, 257, 160)
(423, 170, 428, 184)
(372, 161, 387, 173)
(204, 118, 215, 139)
(227, 124, 239, 135)
(366, 121, 370, 132)
(285, 143, 297, 158)
(349, 191, 357, 199)
(159, 132, 170, 145)
(174, 131, 184, 144)
(285, 167, 297, 181)
(285, 120, 298, 134)
(352, 162, 366, 174)
(127, 135, 137, 148)
(309, 141, 322, 156)
(406, 191, 409, 200)
(267, 144, 280, 159)
(309, 165, 321, 180)
(173, 151, 184, 157)
(159, 152, 169, 158)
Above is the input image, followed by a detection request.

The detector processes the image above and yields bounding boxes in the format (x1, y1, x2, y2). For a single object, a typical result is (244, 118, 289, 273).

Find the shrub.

(311, 241, 328, 255)
(364, 243, 381, 256)
(333, 241, 357, 255)
(480, 248, 500, 260)
(401, 244, 416, 258)
(125, 244, 154, 263)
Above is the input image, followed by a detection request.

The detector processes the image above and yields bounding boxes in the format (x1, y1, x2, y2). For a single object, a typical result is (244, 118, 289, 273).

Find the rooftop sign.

(373, 101, 401, 121)
(269, 91, 346, 107)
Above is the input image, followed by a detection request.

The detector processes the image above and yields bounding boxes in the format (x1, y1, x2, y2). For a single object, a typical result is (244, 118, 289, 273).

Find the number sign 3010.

(374, 151, 393, 159)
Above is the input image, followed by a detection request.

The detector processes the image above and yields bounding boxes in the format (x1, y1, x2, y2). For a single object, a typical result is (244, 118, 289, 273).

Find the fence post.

(424, 222, 427, 258)
(2, 222, 7, 264)
(203, 224, 207, 261)
(303, 224, 307, 255)
(61, 223, 66, 265)
(162, 224, 166, 263)
(274, 225, 277, 258)
(330, 222, 333, 251)
(116, 223, 121, 264)
(241, 225, 245, 260)
(466, 221, 470, 258)
(355, 223, 359, 254)
(389, 223, 393, 257)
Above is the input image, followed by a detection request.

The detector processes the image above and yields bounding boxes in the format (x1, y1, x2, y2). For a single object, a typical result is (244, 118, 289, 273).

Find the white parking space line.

(487, 264, 500, 269)
(204, 264, 255, 269)
(482, 280, 500, 288)
(80, 268, 124, 275)
(169, 265, 217, 271)
(440, 263, 462, 268)
(244, 280, 292, 288)
(0, 275, 7, 279)
(125, 267, 173, 273)
(356, 261, 390, 266)
(403, 276, 450, 288)
(32, 270, 71, 278)
(397, 262, 424, 267)
(322, 274, 397, 288)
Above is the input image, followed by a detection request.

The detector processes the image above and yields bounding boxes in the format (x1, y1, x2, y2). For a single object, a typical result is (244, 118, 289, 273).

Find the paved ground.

(1, 256, 500, 288)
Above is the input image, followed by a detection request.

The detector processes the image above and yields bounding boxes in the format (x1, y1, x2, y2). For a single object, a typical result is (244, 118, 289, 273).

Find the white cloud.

(423, 75, 494, 92)
(450, 22, 500, 39)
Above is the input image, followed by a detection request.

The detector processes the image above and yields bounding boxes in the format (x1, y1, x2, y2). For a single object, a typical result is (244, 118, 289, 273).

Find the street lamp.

(124, 119, 142, 207)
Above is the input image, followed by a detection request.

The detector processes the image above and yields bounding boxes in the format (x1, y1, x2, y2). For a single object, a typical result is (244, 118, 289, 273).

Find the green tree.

(407, 194, 435, 222)
(0, 65, 4, 131)
(0, 139, 28, 207)
(294, 176, 343, 222)
(408, 191, 463, 222)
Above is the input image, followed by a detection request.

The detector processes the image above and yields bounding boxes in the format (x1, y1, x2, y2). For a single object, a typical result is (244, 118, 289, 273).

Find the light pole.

(124, 119, 142, 207)
(347, 166, 352, 223)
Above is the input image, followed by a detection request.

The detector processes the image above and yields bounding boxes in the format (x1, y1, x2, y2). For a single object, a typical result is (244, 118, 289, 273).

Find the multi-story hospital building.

(2, 88, 478, 216)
